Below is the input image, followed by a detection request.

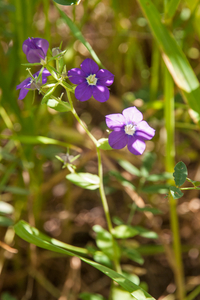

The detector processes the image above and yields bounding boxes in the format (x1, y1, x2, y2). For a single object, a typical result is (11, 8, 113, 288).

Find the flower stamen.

(86, 74, 98, 86)
(125, 124, 136, 136)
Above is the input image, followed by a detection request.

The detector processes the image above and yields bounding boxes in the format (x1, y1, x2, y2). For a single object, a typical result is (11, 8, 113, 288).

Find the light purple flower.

(105, 107, 155, 155)
(22, 37, 49, 63)
(16, 69, 51, 100)
(68, 58, 114, 102)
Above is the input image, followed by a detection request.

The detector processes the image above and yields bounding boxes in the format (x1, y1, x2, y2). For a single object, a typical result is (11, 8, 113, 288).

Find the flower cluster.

(17, 37, 155, 155)
(106, 107, 155, 155)
(16, 38, 50, 100)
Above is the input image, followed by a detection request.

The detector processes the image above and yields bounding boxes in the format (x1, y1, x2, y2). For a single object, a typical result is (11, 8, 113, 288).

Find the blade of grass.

(137, 0, 200, 122)
(165, 0, 181, 20)
(56, 6, 104, 68)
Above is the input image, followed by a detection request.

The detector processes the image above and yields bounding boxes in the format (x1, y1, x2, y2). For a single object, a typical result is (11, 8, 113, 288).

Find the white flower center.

(125, 124, 136, 136)
(86, 74, 98, 85)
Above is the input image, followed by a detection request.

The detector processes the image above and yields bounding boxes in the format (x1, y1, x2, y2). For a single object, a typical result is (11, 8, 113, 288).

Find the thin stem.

(66, 91, 98, 146)
(164, 66, 185, 300)
(96, 147, 121, 273)
(65, 90, 121, 273)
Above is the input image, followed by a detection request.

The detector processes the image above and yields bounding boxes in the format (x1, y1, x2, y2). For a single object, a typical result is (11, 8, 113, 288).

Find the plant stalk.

(164, 66, 185, 300)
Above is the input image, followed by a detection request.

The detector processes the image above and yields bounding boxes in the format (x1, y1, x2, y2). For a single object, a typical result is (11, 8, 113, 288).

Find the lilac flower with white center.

(16, 69, 51, 100)
(105, 106, 155, 155)
(68, 58, 114, 102)
(22, 37, 49, 63)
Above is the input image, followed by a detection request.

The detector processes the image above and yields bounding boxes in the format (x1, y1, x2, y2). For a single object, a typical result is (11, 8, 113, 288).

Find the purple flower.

(22, 37, 49, 63)
(68, 58, 114, 102)
(16, 69, 51, 100)
(105, 107, 155, 155)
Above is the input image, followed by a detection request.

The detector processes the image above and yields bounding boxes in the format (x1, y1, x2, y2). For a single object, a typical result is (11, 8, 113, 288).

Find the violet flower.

(105, 107, 155, 155)
(16, 69, 51, 100)
(22, 37, 49, 63)
(68, 58, 114, 102)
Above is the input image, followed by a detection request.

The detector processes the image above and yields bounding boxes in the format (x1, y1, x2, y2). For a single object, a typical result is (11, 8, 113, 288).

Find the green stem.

(65, 90, 121, 273)
(96, 148, 122, 273)
(66, 91, 98, 146)
(164, 66, 185, 300)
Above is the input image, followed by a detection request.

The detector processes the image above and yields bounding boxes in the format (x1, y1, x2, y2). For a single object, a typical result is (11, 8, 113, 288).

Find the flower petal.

(26, 48, 46, 63)
(108, 130, 128, 150)
(105, 113, 126, 130)
(75, 82, 93, 101)
(96, 69, 114, 86)
(135, 121, 155, 140)
(16, 77, 31, 90)
(68, 68, 85, 84)
(127, 136, 146, 155)
(122, 107, 143, 125)
(80, 58, 99, 75)
(33, 38, 49, 56)
(92, 85, 110, 102)
(41, 69, 51, 83)
(18, 86, 30, 100)
(23, 38, 49, 54)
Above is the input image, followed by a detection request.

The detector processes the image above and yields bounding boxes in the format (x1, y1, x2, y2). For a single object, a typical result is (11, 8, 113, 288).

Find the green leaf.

(165, 0, 181, 20)
(133, 226, 158, 239)
(53, 0, 81, 5)
(141, 152, 156, 177)
(57, 7, 104, 68)
(136, 206, 162, 215)
(173, 161, 188, 187)
(2, 186, 30, 195)
(118, 160, 141, 176)
(93, 225, 120, 259)
(122, 248, 144, 265)
(0, 201, 14, 215)
(93, 252, 112, 268)
(113, 225, 139, 239)
(14, 221, 155, 300)
(142, 184, 169, 194)
(147, 173, 172, 182)
(169, 186, 184, 199)
(1, 292, 17, 300)
(79, 293, 106, 300)
(66, 173, 100, 190)
(41, 86, 57, 104)
(0, 216, 13, 227)
(112, 286, 138, 300)
(97, 138, 112, 150)
(137, 0, 200, 122)
(46, 99, 71, 112)
(186, 178, 200, 187)
(6, 135, 75, 149)
(109, 171, 135, 190)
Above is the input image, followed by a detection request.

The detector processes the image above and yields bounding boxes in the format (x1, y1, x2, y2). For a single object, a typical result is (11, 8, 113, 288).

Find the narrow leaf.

(165, 0, 181, 20)
(14, 221, 155, 300)
(57, 7, 104, 68)
(118, 160, 141, 176)
(133, 226, 158, 239)
(47, 99, 71, 112)
(113, 225, 139, 239)
(66, 173, 100, 190)
(53, 0, 81, 5)
(137, 0, 200, 121)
